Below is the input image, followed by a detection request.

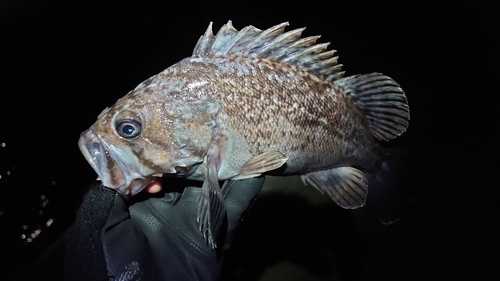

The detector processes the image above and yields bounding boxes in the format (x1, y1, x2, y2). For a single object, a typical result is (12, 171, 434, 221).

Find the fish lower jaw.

(120, 176, 155, 196)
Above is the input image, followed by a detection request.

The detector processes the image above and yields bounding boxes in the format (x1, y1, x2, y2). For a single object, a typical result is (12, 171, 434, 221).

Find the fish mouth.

(78, 129, 154, 196)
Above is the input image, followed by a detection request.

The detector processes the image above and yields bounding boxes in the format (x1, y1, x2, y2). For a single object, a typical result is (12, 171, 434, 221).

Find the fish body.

(78, 21, 410, 248)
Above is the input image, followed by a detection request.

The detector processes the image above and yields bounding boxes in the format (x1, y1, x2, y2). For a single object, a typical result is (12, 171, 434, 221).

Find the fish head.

(78, 78, 220, 196)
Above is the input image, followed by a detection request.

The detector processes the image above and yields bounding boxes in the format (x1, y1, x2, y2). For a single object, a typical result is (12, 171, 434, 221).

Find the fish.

(78, 21, 410, 248)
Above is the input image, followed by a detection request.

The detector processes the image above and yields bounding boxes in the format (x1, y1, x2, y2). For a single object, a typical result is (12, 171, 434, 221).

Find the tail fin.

(366, 146, 413, 225)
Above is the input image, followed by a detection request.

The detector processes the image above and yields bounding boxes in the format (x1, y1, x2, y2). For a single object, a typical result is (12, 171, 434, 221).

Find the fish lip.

(78, 129, 152, 195)
(78, 129, 108, 182)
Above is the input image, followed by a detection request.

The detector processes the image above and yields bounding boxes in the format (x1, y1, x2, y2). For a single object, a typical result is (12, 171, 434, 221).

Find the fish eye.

(115, 119, 142, 138)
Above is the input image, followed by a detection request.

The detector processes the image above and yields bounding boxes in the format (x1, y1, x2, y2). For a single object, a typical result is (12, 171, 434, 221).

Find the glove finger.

(176, 177, 264, 211)
(164, 177, 264, 250)
(221, 177, 265, 239)
(177, 186, 202, 203)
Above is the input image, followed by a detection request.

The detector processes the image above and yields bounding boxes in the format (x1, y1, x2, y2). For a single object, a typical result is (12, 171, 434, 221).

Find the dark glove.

(64, 177, 265, 281)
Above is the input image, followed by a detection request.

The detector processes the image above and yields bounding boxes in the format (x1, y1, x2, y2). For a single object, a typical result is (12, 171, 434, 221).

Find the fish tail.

(334, 73, 410, 141)
(366, 146, 413, 225)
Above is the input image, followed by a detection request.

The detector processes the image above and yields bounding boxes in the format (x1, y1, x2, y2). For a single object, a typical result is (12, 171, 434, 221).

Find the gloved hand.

(64, 177, 265, 281)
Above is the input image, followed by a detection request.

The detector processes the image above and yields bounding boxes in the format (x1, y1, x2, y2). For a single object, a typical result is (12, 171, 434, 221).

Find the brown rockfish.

(78, 21, 410, 248)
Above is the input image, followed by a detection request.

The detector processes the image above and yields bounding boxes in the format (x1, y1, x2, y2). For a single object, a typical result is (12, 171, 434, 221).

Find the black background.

(0, 1, 497, 280)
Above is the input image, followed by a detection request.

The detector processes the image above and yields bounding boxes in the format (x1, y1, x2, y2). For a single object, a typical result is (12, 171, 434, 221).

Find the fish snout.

(78, 129, 155, 196)
(78, 129, 128, 192)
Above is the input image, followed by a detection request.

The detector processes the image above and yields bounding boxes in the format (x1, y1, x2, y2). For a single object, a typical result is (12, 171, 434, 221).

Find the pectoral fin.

(301, 167, 368, 209)
(197, 148, 225, 249)
(232, 151, 288, 180)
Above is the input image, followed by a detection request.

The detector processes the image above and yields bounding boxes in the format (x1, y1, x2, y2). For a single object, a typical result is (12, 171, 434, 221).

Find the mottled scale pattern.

(78, 21, 410, 249)
(80, 20, 408, 193)
(153, 55, 377, 176)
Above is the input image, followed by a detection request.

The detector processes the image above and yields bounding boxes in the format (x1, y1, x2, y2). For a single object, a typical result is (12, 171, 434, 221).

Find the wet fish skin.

(149, 56, 374, 174)
(78, 21, 410, 248)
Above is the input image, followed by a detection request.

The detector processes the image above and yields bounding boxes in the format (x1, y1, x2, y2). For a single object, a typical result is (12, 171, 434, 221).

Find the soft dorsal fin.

(334, 73, 410, 141)
(192, 21, 344, 82)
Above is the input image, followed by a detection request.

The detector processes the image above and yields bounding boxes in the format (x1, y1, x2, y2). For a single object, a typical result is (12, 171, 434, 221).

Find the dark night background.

(0, 1, 497, 280)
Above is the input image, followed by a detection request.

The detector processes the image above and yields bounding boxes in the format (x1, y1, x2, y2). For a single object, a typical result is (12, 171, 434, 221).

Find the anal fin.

(301, 166, 368, 209)
(232, 151, 288, 180)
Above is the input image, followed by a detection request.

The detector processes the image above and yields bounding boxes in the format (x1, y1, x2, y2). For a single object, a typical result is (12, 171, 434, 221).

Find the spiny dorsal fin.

(192, 21, 344, 82)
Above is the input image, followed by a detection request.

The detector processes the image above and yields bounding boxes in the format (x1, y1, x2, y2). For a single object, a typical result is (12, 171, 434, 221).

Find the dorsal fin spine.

(256, 27, 306, 58)
(274, 35, 321, 62)
(316, 57, 338, 69)
(246, 22, 289, 54)
(193, 22, 214, 56)
(283, 42, 331, 65)
(316, 50, 337, 60)
(227, 26, 261, 54)
(326, 70, 345, 81)
(287, 42, 328, 60)
(210, 21, 238, 56)
(224, 25, 253, 54)
(192, 21, 344, 82)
